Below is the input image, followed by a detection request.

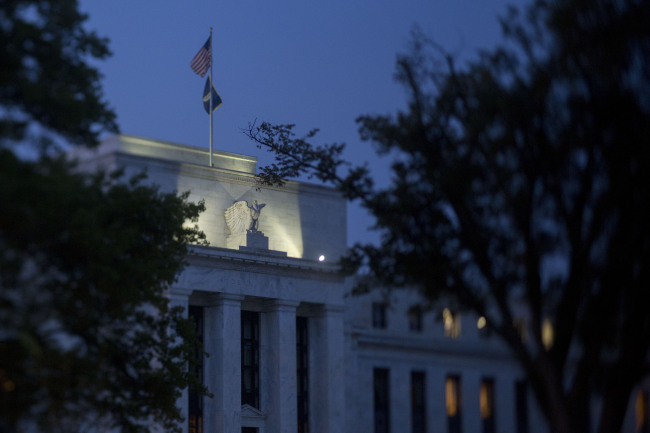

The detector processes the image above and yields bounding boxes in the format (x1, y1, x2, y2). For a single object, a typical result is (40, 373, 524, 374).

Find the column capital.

(216, 293, 246, 305)
(264, 299, 300, 313)
(318, 304, 346, 316)
(191, 291, 245, 307)
(167, 287, 193, 302)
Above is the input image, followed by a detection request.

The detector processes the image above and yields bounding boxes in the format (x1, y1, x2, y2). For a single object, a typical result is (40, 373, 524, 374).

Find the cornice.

(186, 244, 344, 281)
(348, 330, 515, 361)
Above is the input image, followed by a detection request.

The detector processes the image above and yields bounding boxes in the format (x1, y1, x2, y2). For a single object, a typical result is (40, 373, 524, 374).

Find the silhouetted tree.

(245, 1, 650, 432)
(1, 1, 207, 432)
(0, 0, 117, 147)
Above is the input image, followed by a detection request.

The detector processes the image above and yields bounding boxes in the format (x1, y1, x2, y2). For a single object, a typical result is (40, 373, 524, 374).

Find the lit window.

(477, 316, 489, 338)
(542, 319, 554, 350)
(443, 308, 461, 338)
(373, 303, 388, 329)
(480, 378, 495, 433)
(446, 375, 462, 433)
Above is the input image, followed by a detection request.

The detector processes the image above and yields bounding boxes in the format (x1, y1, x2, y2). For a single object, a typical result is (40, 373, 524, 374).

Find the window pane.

(480, 378, 495, 433)
(636, 390, 650, 433)
(373, 303, 387, 329)
(446, 375, 462, 433)
(188, 306, 204, 433)
(411, 371, 426, 433)
(374, 368, 390, 433)
(297, 316, 309, 433)
(241, 311, 260, 408)
(443, 309, 461, 338)
(515, 380, 528, 433)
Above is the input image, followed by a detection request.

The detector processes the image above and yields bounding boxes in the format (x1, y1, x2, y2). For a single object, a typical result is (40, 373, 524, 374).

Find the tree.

(0, 0, 117, 147)
(1, 1, 207, 432)
(245, 1, 650, 432)
(0, 153, 207, 432)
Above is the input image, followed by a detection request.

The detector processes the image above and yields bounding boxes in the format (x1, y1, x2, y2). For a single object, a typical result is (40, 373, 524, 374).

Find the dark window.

(480, 378, 495, 433)
(297, 316, 309, 433)
(374, 368, 390, 433)
(188, 306, 204, 433)
(446, 375, 462, 433)
(515, 380, 528, 433)
(637, 390, 650, 433)
(513, 318, 527, 342)
(411, 371, 426, 433)
(241, 311, 260, 408)
(242, 428, 258, 433)
(409, 308, 423, 332)
(373, 303, 387, 329)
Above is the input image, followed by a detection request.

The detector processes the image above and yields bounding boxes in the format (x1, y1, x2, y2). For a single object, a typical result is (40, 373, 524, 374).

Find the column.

(391, 365, 410, 433)
(261, 299, 300, 433)
(311, 304, 346, 433)
(428, 370, 447, 433)
(203, 293, 244, 433)
(168, 287, 193, 433)
(463, 370, 481, 433)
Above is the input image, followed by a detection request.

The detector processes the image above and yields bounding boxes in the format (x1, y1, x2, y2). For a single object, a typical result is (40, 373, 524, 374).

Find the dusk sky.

(79, 0, 514, 246)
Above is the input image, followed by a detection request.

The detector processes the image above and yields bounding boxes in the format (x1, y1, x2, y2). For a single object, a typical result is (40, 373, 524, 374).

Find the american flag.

(190, 37, 211, 77)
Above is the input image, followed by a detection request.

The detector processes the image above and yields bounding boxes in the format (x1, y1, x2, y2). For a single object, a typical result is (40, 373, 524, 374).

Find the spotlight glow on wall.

(318, 255, 326, 262)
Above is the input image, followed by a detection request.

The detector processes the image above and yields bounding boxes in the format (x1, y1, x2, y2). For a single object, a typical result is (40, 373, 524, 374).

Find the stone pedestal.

(226, 230, 269, 250)
(245, 230, 269, 249)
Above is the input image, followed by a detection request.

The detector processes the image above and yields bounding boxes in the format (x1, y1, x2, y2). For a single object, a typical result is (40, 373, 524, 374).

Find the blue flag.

(203, 74, 222, 114)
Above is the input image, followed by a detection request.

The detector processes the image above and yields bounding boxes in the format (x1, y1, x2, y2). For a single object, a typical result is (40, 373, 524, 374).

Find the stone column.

(311, 304, 346, 433)
(203, 293, 244, 433)
(261, 299, 300, 433)
(391, 364, 410, 433)
(168, 287, 193, 433)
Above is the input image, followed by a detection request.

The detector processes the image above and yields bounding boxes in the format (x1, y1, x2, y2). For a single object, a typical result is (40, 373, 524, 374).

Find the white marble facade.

(76, 136, 649, 433)
(77, 135, 347, 433)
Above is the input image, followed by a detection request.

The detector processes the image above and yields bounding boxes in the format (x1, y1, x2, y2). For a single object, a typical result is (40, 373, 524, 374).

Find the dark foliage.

(0, 151, 207, 432)
(0, 0, 118, 147)
(1, 1, 208, 431)
(245, 1, 650, 432)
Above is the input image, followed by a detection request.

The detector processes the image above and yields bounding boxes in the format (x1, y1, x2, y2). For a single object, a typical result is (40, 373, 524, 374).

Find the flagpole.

(209, 27, 214, 167)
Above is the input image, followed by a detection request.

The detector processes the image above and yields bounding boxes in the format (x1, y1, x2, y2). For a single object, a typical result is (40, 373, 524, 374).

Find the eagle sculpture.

(225, 200, 266, 234)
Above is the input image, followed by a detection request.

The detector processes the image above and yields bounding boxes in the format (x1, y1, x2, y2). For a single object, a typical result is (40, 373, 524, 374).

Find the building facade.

(76, 135, 649, 433)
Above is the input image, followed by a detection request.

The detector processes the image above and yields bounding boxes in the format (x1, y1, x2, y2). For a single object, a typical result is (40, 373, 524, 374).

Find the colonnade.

(171, 289, 345, 433)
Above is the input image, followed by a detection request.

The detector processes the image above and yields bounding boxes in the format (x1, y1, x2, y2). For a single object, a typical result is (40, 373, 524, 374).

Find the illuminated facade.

(77, 135, 347, 433)
(76, 136, 649, 433)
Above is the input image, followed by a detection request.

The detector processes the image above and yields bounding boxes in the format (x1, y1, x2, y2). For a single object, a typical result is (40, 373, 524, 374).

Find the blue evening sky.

(79, 0, 514, 246)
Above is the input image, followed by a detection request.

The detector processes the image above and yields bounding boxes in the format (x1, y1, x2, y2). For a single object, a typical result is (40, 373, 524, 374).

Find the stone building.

(75, 135, 649, 433)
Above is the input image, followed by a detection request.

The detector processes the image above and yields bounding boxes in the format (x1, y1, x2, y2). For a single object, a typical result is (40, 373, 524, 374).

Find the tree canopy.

(0, 152, 206, 432)
(245, 0, 650, 432)
(1, 1, 207, 432)
(0, 0, 117, 147)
